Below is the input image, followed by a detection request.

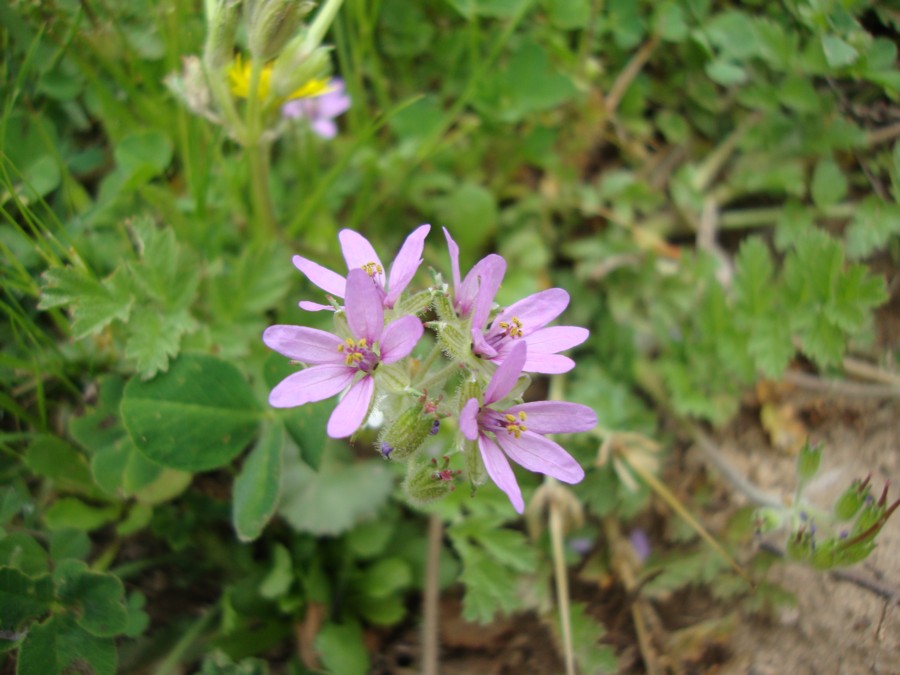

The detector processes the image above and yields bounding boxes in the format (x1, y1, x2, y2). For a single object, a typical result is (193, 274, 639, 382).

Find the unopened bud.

(404, 458, 460, 506)
(433, 290, 456, 323)
(438, 322, 472, 364)
(833, 478, 869, 521)
(796, 440, 822, 484)
(379, 400, 439, 462)
(204, 0, 241, 70)
(249, 0, 312, 62)
(785, 528, 812, 561)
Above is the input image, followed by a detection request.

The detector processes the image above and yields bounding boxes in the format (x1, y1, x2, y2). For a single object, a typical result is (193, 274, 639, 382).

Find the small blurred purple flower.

(292, 224, 430, 312)
(442, 227, 506, 329)
(471, 288, 589, 374)
(263, 268, 423, 438)
(459, 342, 595, 513)
(629, 528, 651, 562)
(282, 78, 351, 139)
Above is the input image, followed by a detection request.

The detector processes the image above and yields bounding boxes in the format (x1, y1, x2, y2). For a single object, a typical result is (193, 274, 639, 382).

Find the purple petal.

(478, 434, 524, 513)
(339, 230, 384, 281)
(345, 268, 384, 343)
(484, 341, 527, 405)
(380, 315, 423, 364)
(262, 325, 344, 364)
(471, 327, 498, 358)
(524, 326, 590, 353)
(385, 224, 430, 307)
(491, 289, 569, 336)
(311, 119, 338, 139)
(518, 352, 576, 374)
(327, 375, 374, 438)
(292, 255, 346, 297)
(505, 401, 597, 434)
(443, 227, 461, 292)
(317, 87, 351, 117)
(269, 364, 355, 408)
(494, 431, 585, 484)
(460, 254, 506, 327)
(298, 300, 336, 312)
(459, 398, 481, 441)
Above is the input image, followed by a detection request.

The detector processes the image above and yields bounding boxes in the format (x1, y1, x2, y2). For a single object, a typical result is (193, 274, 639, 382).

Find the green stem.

(422, 512, 443, 675)
(155, 608, 218, 675)
(413, 342, 445, 387)
(245, 59, 278, 239)
(549, 493, 576, 675)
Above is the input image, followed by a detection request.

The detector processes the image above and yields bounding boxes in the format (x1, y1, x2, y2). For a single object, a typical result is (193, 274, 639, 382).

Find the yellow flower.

(228, 54, 330, 101)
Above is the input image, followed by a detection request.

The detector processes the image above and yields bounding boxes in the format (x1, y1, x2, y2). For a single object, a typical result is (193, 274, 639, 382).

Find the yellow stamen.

(361, 262, 384, 277)
(499, 317, 524, 338)
(228, 54, 332, 102)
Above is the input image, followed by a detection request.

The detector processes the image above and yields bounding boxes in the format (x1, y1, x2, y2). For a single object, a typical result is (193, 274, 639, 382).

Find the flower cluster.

(263, 226, 596, 513)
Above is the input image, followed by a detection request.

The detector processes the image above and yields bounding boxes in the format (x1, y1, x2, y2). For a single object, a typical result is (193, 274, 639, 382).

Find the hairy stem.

(422, 512, 443, 675)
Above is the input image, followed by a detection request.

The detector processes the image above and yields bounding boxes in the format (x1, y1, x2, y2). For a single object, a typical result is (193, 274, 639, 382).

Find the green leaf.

(810, 157, 847, 209)
(43, 499, 119, 532)
(0, 534, 48, 577)
(454, 541, 522, 623)
(544, 0, 591, 30)
(0, 567, 53, 630)
(279, 453, 394, 536)
(360, 558, 412, 599)
(825, 264, 888, 333)
(124, 309, 196, 379)
(127, 220, 199, 310)
(259, 544, 293, 599)
(733, 238, 774, 317)
(233, 422, 284, 542)
(821, 35, 858, 68)
(705, 58, 746, 86)
(16, 613, 117, 675)
(114, 130, 172, 176)
(53, 560, 128, 638)
(748, 317, 794, 378)
(653, 1, 688, 41)
(123, 592, 150, 638)
(121, 354, 261, 472)
(798, 311, 845, 367)
(436, 182, 498, 254)
(24, 436, 98, 497)
(315, 622, 369, 675)
(844, 197, 900, 260)
(566, 602, 618, 674)
(38, 266, 133, 339)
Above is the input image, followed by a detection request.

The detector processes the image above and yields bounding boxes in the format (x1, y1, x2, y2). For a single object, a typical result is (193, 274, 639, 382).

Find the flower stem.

(413, 342, 444, 387)
(417, 361, 460, 393)
(422, 512, 443, 675)
(549, 494, 576, 675)
(303, 0, 345, 52)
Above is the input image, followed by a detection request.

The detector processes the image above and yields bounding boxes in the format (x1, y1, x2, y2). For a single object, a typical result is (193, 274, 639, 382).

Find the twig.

(866, 121, 900, 147)
(605, 36, 659, 116)
(842, 357, 900, 388)
(422, 512, 443, 675)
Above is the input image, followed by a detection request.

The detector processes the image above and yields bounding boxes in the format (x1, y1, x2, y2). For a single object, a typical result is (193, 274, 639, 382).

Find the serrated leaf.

(16, 613, 117, 675)
(53, 560, 128, 638)
(825, 264, 888, 333)
(315, 622, 369, 675)
(233, 422, 284, 542)
(278, 455, 394, 536)
(0, 567, 53, 630)
(748, 317, 794, 378)
(810, 157, 847, 209)
(565, 602, 618, 674)
(38, 266, 133, 339)
(844, 197, 900, 260)
(454, 541, 522, 623)
(124, 309, 196, 378)
(797, 311, 845, 367)
(128, 221, 199, 310)
(121, 354, 261, 472)
(733, 238, 774, 317)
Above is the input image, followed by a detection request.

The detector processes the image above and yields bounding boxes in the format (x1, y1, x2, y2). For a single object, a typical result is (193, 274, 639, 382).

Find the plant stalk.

(422, 512, 443, 675)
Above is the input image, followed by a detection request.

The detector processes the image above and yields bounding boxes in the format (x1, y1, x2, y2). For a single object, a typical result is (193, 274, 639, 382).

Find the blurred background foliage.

(1, 0, 898, 672)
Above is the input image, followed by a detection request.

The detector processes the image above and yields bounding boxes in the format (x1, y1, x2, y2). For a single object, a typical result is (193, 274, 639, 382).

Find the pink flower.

(472, 288, 589, 374)
(263, 268, 423, 438)
(282, 78, 351, 139)
(442, 227, 505, 329)
(459, 342, 595, 513)
(292, 224, 430, 312)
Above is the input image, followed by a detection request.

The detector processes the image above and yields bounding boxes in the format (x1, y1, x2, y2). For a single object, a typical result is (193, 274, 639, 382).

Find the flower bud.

(785, 529, 812, 562)
(395, 289, 435, 317)
(437, 322, 472, 364)
(271, 43, 331, 100)
(204, 0, 241, 70)
(379, 400, 439, 462)
(249, 0, 312, 62)
(796, 440, 822, 484)
(833, 478, 868, 521)
(753, 507, 784, 535)
(432, 290, 456, 323)
(403, 458, 459, 506)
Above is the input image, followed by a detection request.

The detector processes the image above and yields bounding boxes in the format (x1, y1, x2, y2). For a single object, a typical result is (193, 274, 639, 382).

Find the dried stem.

(422, 512, 443, 675)
(549, 496, 576, 675)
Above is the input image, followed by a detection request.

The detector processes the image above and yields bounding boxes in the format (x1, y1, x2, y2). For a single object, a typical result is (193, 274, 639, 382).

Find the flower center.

(337, 337, 378, 372)
(361, 261, 384, 280)
(498, 317, 524, 338)
(500, 411, 528, 438)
